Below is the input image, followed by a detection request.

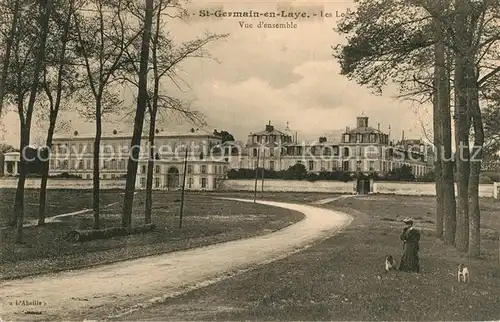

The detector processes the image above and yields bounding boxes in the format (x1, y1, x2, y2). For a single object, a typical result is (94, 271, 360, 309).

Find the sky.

(0, 0, 433, 147)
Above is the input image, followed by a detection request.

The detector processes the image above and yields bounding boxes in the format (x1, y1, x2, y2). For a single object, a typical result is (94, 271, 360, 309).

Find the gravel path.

(0, 198, 352, 321)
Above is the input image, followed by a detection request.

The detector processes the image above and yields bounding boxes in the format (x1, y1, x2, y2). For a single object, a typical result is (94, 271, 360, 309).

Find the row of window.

(251, 134, 292, 144)
(342, 133, 390, 144)
(53, 139, 216, 154)
(52, 159, 227, 174)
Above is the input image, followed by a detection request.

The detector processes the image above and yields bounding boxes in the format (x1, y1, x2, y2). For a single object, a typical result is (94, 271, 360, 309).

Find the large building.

(3, 128, 228, 191)
(2, 114, 434, 185)
(243, 116, 433, 177)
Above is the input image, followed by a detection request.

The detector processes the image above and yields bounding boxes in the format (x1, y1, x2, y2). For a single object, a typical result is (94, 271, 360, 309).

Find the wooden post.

(261, 160, 265, 198)
(179, 147, 188, 228)
(253, 149, 260, 203)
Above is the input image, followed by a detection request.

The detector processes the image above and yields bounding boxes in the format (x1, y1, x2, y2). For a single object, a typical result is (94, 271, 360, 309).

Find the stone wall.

(0, 178, 125, 189)
(218, 179, 356, 194)
(219, 179, 497, 198)
(1, 178, 497, 198)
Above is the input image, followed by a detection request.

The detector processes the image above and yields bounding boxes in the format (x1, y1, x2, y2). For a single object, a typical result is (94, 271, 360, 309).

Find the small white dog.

(385, 255, 397, 272)
(457, 264, 470, 283)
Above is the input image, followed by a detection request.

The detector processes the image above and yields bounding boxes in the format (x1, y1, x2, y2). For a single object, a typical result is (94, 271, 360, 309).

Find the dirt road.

(0, 198, 352, 321)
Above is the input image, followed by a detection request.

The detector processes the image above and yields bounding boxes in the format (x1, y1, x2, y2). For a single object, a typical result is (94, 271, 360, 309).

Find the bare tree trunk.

(14, 128, 29, 243)
(93, 107, 102, 229)
(145, 113, 156, 224)
(433, 40, 445, 239)
(14, 0, 53, 242)
(467, 65, 483, 258)
(144, 0, 164, 225)
(122, 0, 154, 228)
(452, 0, 471, 252)
(442, 51, 456, 246)
(454, 61, 470, 252)
(38, 5, 72, 225)
(0, 0, 20, 115)
(38, 118, 55, 225)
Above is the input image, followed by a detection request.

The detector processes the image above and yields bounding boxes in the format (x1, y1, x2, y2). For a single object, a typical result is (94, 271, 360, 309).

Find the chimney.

(402, 130, 405, 141)
(265, 122, 274, 132)
(378, 123, 380, 131)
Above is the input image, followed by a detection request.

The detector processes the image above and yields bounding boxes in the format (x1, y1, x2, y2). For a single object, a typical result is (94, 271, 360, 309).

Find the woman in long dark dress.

(399, 218, 420, 272)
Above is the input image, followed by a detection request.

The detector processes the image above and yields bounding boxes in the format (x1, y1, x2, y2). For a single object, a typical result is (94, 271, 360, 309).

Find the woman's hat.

(403, 217, 413, 224)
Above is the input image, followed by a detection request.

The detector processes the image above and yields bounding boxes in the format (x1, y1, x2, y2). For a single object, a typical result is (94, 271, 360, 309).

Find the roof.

(251, 128, 288, 136)
(345, 126, 385, 135)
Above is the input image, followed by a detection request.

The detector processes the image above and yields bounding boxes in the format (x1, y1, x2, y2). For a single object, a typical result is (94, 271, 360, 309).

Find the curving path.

(0, 198, 352, 321)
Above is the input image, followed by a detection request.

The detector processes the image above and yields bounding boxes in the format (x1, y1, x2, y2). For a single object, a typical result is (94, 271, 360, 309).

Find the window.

(269, 148, 274, 157)
(79, 159, 84, 169)
(369, 160, 375, 171)
(370, 134, 376, 142)
(103, 174, 107, 179)
(111, 159, 117, 169)
(119, 160, 125, 169)
(308, 160, 314, 171)
(187, 165, 193, 174)
(269, 160, 274, 170)
(253, 160, 258, 168)
(140, 177, 146, 188)
(111, 174, 116, 179)
(141, 165, 146, 174)
(253, 149, 258, 157)
(356, 147, 362, 157)
(86, 159, 91, 169)
(155, 177, 160, 188)
(342, 161, 349, 171)
(87, 174, 91, 179)
(201, 177, 207, 188)
(357, 160, 361, 170)
(201, 165, 207, 174)
(343, 134, 350, 142)
(155, 165, 160, 173)
(343, 147, 350, 157)
(188, 177, 193, 189)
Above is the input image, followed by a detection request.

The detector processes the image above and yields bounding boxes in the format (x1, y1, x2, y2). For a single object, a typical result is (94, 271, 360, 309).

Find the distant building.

(242, 116, 433, 177)
(3, 129, 228, 191)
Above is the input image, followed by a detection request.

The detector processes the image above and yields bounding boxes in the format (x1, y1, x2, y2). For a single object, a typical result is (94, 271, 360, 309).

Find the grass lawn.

(122, 194, 500, 321)
(0, 189, 304, 280)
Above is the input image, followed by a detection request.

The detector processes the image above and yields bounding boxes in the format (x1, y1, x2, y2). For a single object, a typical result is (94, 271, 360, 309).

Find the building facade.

(3, 129, 228, 191)
(244, 116, 433, 177)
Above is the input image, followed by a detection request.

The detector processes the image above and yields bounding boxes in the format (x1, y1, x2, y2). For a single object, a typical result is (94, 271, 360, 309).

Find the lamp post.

(253, 149, 260, 203)
(179, 146, 189, 228)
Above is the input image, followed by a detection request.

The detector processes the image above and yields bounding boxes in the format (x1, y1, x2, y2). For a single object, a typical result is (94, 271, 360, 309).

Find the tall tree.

(6, 0, 53, 242)
(453, 0, 471, 252)
(119, 0, 224, 225)
(121, 0, 155, 228)
(73, 0, 140, 229)
(38, 0, 80, 225)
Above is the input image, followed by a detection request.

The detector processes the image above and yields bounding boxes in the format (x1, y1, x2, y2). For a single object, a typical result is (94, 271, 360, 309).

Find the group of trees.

(334, 0, 500, 257)
(1, 0, 227, 242)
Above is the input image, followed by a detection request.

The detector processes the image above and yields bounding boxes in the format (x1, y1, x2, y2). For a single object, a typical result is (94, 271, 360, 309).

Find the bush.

(51, 172, 82, 179)
(227, 167, 353, 181)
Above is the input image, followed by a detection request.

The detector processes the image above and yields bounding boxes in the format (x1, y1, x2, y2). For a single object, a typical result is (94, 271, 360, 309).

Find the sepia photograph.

(0, 0, 500, 320)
